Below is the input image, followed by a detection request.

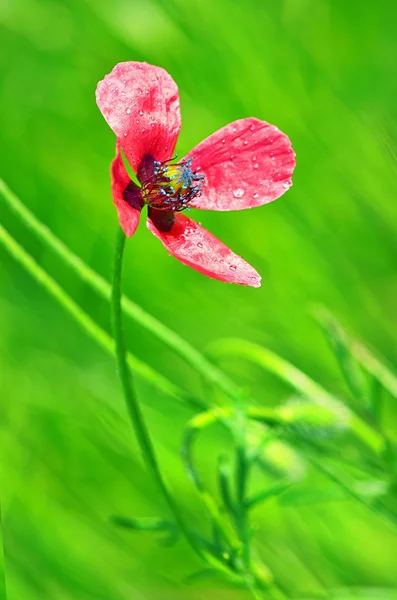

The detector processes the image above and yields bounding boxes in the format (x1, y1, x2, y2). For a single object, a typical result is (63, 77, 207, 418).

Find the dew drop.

(250, 124, 255, 131)
(252, 155, 257, 161)
(282, 182, 289, 189)
(232, 127, 237, 133)
(243, 140, 248, 146)
(229, 265, 237, 271)
(123, 132, 127, 136)
(253, 163, 259, 169)
(233, 188, 245, 198)
(139, 110, 143, 116)
(253, 193, 259, 199)
(197, 242, 203, 248)
(141, 128, 146, 133)
(221, 139, 225, 143)
(126, 108, 131, 114)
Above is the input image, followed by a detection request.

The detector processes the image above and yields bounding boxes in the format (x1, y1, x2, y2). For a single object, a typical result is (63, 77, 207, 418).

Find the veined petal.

(185, 118, 295, 211)
(96, 62, 181, 174)
(111, 144, 143, 237)
(147, 210, 261, 288)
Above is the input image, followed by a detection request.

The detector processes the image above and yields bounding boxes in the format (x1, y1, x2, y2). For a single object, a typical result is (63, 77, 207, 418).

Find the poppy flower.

(96, 62, 295, 288)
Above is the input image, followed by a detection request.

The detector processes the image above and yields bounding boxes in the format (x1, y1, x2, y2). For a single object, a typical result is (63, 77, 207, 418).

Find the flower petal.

(147, 210, 261, 287)
(96, 62, 181, 174)
(111, 144, 143, 237)
(185, 118, 295, 211)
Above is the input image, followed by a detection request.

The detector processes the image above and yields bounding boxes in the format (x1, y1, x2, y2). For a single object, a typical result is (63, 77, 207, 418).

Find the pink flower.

(96, 62, 295, 288)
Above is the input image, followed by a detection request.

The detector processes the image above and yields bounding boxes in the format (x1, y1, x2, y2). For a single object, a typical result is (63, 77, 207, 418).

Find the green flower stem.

(111, 226, 204, 561)
(0, 178, 241, 403)
(0, 222, 201, 411)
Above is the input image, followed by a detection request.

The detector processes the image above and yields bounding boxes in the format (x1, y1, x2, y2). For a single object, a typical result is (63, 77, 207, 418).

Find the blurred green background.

(1, 0, 397, 598)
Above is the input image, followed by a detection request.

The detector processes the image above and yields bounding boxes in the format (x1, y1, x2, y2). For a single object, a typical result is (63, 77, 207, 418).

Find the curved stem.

(111, 226, 203, 559)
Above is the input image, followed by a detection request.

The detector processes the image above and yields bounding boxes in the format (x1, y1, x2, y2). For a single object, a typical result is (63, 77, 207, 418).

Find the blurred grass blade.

(217, 455, 236, 516)
(0, 222, 201, 410)
(111, 515, 176, 533)
(314, 306, 397, 406)
(208, 338, 384, 454)
(0, 178, 242, 403)
(246, 481, 291, 510)
(279, 479, 388, 507)
(308, 456, 397, 533)
(312, 306, 368, 406)
(111, 516, 180, 546)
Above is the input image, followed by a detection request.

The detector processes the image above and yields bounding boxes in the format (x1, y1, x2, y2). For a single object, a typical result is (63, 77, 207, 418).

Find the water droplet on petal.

(253, 163, 259, 169)
(243, 140, 248, 146)
(282, 182, 289, 189)
(252, 155, 257, 161)
(126, 108, 131, 114)
(139, 110, 143, 116)
(253, 193, 259, 199)
(197, 242, 203, 248)
(233, 188, 245, 198)
(250, 124, 255, 131)
(221, 139, 225, 143)
(232, 127, 237, 133)
(123, 132, 127, 136)
(229, 265, 237, 271)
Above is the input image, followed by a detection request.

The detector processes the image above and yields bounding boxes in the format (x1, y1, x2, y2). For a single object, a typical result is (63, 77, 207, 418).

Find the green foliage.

(1, 0, 397, 598)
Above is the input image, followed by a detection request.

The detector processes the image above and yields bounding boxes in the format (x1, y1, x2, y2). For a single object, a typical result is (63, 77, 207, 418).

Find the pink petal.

(185, 118, 295, 211)
(147, 210, 261, 288)
(96, 62, 181, 174)
(111, 144, 143, 237)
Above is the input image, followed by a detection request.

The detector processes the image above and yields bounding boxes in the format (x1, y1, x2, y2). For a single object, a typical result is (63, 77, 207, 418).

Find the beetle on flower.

(96, 62, 295, 288)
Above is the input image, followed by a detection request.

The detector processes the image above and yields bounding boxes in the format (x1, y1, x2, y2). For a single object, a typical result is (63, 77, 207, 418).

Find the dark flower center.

(141, 157, 204, 212)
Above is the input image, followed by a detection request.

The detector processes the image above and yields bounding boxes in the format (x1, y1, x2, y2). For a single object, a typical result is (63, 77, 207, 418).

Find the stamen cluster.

(141, 158, 205, 211)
